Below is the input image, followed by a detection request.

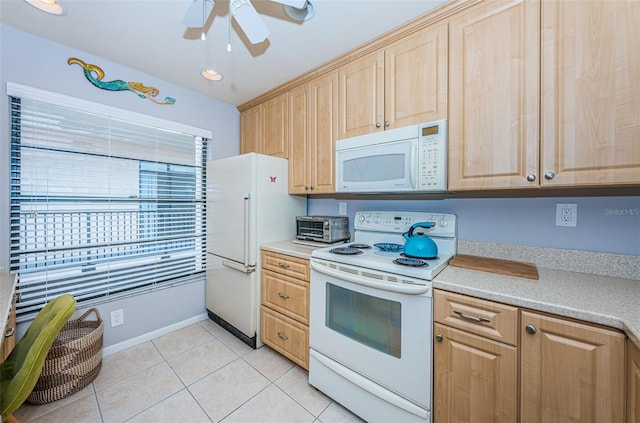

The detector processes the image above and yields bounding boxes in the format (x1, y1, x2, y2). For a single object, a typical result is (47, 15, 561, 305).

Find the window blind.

(9, 95, 208, 318)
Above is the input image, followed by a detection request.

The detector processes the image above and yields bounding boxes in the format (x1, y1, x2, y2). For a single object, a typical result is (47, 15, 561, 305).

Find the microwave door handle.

(410, 141, 418, 189)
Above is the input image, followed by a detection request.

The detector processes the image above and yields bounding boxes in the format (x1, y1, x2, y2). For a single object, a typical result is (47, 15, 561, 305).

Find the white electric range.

(309, 211, 457, 423)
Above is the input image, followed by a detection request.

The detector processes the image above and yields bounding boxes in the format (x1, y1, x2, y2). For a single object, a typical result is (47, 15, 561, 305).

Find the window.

(8, 84, 210, 318)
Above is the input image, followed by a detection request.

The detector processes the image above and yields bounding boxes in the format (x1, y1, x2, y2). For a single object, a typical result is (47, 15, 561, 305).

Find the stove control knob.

(358, 214, 366, 223)
(366, 216, 373, 223)
(438, 218, 448, 228)
(374, 216, 382, 224)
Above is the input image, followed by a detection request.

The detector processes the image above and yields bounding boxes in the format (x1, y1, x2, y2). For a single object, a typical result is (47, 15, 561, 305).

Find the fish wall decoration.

(68, 57, 175, 105)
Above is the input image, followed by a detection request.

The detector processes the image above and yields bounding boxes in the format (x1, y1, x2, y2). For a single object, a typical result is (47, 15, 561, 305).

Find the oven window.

(325, 283, 401, 358)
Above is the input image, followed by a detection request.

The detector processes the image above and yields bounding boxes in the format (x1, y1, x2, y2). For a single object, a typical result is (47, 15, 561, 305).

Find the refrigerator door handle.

(222, 260, 256, 274)
(244, 196, 250, 268)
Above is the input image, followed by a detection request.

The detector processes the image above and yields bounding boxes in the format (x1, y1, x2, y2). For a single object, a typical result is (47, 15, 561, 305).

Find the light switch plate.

(338, 202, 347, 216)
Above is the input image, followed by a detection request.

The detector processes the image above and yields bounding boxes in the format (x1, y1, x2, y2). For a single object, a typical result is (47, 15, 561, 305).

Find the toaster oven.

(296, 216, 349, 244)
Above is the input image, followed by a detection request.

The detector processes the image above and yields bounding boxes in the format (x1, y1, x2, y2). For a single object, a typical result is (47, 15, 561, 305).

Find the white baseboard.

(102, 313, 209, 357)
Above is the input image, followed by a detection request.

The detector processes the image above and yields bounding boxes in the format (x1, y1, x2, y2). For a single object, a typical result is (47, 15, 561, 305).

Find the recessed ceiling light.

(201, 69, 223, 81)
(24, 0, 67, 16)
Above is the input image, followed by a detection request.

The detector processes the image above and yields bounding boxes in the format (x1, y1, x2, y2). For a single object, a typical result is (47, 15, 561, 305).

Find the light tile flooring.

(14, 319, 365, 423)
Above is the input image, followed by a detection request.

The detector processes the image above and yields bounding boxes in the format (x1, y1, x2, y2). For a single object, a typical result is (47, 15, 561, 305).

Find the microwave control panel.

(417, 120, 447, 191)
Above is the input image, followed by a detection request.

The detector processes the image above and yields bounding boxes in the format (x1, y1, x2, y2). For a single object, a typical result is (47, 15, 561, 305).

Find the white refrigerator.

(206, 153, 306, 348)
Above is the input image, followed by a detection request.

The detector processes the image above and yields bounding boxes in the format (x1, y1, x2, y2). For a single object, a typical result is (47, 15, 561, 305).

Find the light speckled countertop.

(1, 271, 17, 342)
(262, 239, 640, 347)
(261, 239, 323, 260)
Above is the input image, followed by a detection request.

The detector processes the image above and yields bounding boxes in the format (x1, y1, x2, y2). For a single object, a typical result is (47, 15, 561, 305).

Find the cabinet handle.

(453, 310, 491, 323)
(5, 327, 15, 338)
(376, 122, 381, 128)
(309, 186, 315, 191)
(435, 333, 443, 342)
(304, 186, 310, 191)
(525, 324, 537, 335)
(277, 332, 288, 341)
(277, 262, 290, 269)
(526, 173, 537, 182)
(277, 292, 290, 299)
(544, 171, 555, 180)
(384, 121, 390, 127)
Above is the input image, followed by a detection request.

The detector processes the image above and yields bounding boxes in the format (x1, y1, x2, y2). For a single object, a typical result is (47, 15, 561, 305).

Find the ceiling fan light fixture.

(24, 0, 66, 16)
(231, 0, 270, 44)
(283, 0, 315, 22)
(201, 69, 223, 81)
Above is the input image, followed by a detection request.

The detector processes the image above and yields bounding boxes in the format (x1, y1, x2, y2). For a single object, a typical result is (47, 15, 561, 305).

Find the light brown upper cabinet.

(240, 92, 288, 158)
(448, 0, 540, 190)
(337, 23, 448, 140)
(240, 104, 262, 155)
(540, 0, 640, 187)
(288, 71, 338, 194)
(449, 0, 640, 191)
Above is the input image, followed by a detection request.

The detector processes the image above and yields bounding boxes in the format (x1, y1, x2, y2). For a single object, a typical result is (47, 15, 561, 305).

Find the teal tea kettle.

(402, 222, 438, 259)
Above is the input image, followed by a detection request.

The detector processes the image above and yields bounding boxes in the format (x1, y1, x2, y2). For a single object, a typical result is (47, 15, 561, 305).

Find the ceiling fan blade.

(270, 0, 307, 8)
(231, 0, 270, 44)
(181, 0, 215, 28)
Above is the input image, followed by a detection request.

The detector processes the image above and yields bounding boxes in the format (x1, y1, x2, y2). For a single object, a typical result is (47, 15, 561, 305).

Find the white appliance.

(206, 153, 306, 348)
(335, 119, 447, 193)
(309, 211, 457, 422)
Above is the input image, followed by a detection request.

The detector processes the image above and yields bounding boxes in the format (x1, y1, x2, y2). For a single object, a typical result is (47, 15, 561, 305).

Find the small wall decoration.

(68, 57, 175, 105)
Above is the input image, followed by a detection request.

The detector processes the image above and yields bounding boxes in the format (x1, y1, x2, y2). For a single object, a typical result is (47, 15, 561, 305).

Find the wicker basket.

(27, 308, 104, 404)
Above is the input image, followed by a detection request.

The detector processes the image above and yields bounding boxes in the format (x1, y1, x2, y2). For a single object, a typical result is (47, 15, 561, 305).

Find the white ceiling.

(0, 0, 447, 106)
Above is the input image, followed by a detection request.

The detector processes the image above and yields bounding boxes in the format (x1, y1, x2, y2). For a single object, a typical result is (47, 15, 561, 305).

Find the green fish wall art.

(68, 57, 176, 105)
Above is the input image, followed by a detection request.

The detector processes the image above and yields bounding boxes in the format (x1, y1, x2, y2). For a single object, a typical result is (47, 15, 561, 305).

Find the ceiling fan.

(181, 0, 315, 45)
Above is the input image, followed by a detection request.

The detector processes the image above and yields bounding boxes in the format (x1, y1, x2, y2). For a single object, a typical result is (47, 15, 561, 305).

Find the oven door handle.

(310, 260, 430, 295)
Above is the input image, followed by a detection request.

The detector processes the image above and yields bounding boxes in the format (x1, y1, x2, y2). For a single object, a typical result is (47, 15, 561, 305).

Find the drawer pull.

(454, 310, 491, 323)
(277, 262, 290, 269)
(5, 327, 15, 338)
(277, 292, 290, 300)
(277, 332, 288, 341)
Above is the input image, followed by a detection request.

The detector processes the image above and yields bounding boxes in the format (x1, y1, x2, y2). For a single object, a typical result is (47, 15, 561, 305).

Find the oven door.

(309, 259, 432, 409)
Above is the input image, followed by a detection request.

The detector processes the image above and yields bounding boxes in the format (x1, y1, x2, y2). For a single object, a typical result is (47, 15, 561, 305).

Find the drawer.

(434, 289, 518, 346)
(262, 269, 309, 324)
(261, 306, 309, 369)
(261, 251, 310, 282)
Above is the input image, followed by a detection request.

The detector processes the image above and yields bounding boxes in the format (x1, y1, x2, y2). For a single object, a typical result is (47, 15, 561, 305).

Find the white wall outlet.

(338, 202, 347, 216)
(556, 203, 577, 227)
(110, 309, 124, 327)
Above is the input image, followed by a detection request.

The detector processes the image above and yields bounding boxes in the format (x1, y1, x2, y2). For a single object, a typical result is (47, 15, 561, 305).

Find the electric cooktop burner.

(330, 247, 364, 255)
(400, 253, 438, 260)
(348, 243, 371, 249)
(393, 257, 428, 267)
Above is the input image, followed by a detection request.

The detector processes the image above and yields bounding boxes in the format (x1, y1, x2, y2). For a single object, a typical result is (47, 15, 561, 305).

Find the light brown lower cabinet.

(260, 250, 310, 369)
(434, 323, 517, 423)
(1, 293, 17, 362)
(434, 289, 628, 423)
(628, 339, 640, 423)
(521, 310, 625, 423)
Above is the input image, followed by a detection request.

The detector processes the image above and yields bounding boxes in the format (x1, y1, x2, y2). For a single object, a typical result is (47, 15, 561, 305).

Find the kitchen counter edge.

(260, 240, 319, 260)
(434, 265, 640, 347)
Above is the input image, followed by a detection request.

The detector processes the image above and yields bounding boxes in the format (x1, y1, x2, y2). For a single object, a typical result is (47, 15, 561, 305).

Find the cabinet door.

(628, 339, 640, 423)
(338, 51, 384, 139)
(521, 311, 625, 423)
(288, 85, 310, 194)
(434, 323, 517, 423)
(541, 0, 640, 187)
(309, 71, 338, 194)
(240, 105, 263, 154)
(262, 269, 309, 324)
(448, 0, 540, 190)
(385, 22, 448, 129)
(263, 93, 288, 159)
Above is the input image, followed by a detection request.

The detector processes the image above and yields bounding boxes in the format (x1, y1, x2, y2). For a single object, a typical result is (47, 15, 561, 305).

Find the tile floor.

(14, 318, 365, 423)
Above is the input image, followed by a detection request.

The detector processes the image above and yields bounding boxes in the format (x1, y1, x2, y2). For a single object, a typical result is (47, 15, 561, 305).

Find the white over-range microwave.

(336, 119, 447, 193)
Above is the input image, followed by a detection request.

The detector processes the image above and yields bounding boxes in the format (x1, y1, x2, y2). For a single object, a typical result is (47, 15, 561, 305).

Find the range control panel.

(354, 211, 457, 238)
